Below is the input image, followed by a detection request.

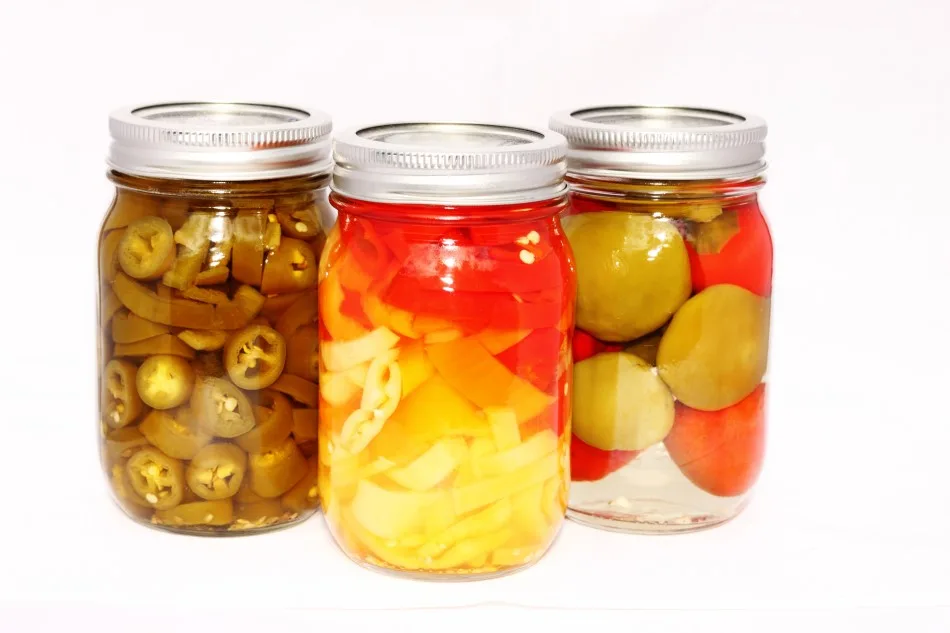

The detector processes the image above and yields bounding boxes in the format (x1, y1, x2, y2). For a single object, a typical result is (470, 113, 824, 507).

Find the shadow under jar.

(549, 106, 773, 533)
(98, 102, 333, 534)
(319, 123, 575, 578)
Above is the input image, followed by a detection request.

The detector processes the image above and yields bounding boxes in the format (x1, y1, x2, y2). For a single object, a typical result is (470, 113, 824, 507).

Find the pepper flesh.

(117, 216, 176, 280)
(232, 215, 266, 285)
(186, 443, 248, 500)
(139, 409, 212, 460)
(111, 311, 170, 344)
(102, 359, 143, 429)
(154, 500, 234, 526)
(224, 324, 287, 390)
(135, 354, 195, 410)
(191, 376, 256, 438)
(248, 438, 308, 498)
(261, 238, 317, 295)
(234, 390, 293, 453)
(285, 326, 319, 381)
(126, 447, 185, 510)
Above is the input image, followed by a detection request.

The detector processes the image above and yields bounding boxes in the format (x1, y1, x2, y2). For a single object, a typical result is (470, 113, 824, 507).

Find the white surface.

(1, 0, 948, 629)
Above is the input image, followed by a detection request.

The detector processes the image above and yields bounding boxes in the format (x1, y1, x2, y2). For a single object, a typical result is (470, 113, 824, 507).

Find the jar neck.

(566, 173, 764, 204)
(108, 170, 330, 199)
(329, 192, 568, 224)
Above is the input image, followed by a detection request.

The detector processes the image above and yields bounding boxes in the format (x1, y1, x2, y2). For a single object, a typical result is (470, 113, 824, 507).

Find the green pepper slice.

(117, 216, 176, 281)
(186, 443, 247, 500)
(248, 438, 308, 498)
(136, 354, 195, 410)
(191, 376, 256, 438)
(224, 325, 286, 390)
(154, 499, 234, 526)
(139, 409, 212, 460)
(125, 447, 185, 510)
(102, 359, 144, 429)
(234, 390, 293, 453)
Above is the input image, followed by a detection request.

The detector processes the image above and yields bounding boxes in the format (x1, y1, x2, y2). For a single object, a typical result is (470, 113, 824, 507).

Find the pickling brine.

(550, 106, 772, 533)
(319, 122, 574, 578)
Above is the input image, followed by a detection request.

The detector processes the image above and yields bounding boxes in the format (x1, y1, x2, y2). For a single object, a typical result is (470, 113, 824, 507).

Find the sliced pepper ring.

(276, 204, 320, 239)
(125, 447, 185, 510)
(191, 376, 256, 438)
(224, 324, 287, 390)
(102, 359, 143, 429)
(186, 443, 248, 501)
(117, 216, 176, 280)
(139, 409, 212, 460)
(261, 237, 317, 295)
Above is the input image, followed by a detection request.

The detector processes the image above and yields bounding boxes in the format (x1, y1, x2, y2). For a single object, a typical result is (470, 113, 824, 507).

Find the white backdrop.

(0, 0, 948, 630)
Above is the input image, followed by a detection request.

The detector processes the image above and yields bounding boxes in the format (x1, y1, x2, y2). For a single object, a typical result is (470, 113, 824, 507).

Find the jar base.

(112, 497, 317, 536)
(567, 501, 745, 535)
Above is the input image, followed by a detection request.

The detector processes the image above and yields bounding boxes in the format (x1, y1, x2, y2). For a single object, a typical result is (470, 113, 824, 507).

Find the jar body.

(97, 172, 330, 534)
(564, 180, 772, 532)
(318, 195, 575, 577)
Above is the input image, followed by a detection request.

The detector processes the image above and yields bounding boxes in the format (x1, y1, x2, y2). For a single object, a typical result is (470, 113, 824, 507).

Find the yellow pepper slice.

(101, 288, 123, 325)
(321, 326, 399, 373)
(426, 337, 553, 423)
(485, 407, 520, 450)
(350, 479, 442, 540)
(475, 429, 557, 477)
(396, 341, 433, 398)
(341, 508, 425, 571)
(452, 450, 557, 515)
(181, 286, 230, 305)
(417, 498, 512, 558)
(195, 266, 229, 286)
(318, 265, 370, 341)
(426, 528, 514, 571)
(510, 483, 548, 543)
(113, 272, 213, 328)
(104, 190, 161, 231)
(474, 329, 531, 355)
(112, 310, 170, 344)
(162, 215, 212, 290)
(385, 437, 468, 491)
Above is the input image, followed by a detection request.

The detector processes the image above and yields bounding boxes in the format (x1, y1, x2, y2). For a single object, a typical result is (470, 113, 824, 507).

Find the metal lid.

(549, 106, 767, 181)
(331, 122, 568, 205)
(108, 102, 333, 181)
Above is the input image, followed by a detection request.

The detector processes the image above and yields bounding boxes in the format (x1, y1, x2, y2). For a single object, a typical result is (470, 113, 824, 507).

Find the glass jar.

(98, 102, 333, 534)
(549, 106, 772, 533)
(319, 123, 575, 578)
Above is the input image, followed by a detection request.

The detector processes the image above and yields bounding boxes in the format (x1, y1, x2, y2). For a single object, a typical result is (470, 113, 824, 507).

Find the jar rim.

(108, 102, 333, 182)
(331, 121, 568, 206)
(550, 105, 767, 181)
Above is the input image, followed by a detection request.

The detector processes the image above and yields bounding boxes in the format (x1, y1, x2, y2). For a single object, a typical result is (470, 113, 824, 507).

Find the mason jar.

(318, 123, 575, 577)
(549, 106, 772, 533)
(98, 102, 332, 534)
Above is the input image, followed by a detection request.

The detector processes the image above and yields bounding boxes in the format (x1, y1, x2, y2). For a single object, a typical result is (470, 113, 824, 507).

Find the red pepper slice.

(570, 435, 640, 482)
(494, 327, 562, 393)
(686, 201, 773, 297)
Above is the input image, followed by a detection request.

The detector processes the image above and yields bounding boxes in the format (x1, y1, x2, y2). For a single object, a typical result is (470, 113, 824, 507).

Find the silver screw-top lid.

(332, 122, 568, 205)
(549, 106, 767, 181)
(108, 102, 333, 181)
